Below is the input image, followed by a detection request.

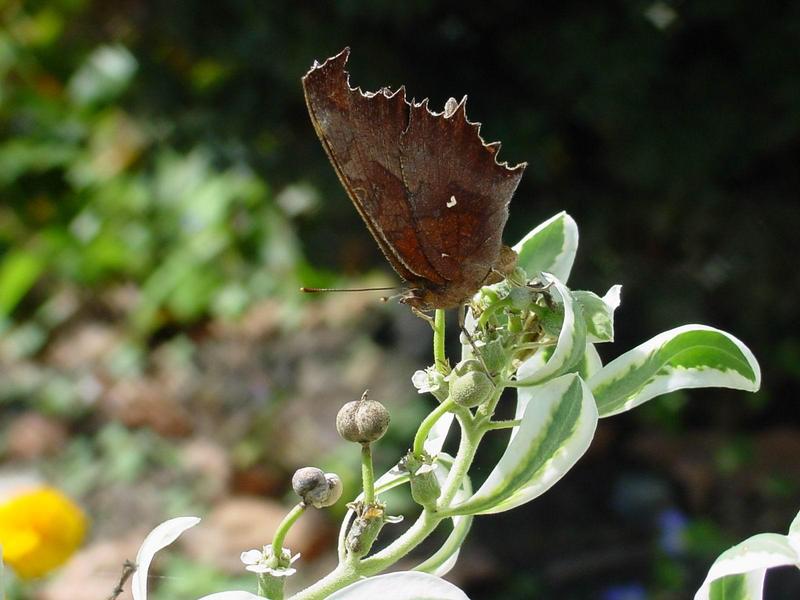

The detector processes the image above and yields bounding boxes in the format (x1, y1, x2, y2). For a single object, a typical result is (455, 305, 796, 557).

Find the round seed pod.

(319, 473, 343, 508)
(450, 370, 494, 408)
(292, 467, 328, 505)
(336, 392, 390, 444)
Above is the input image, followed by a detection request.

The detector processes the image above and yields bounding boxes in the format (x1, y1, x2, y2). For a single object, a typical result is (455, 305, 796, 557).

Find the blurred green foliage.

(1, 0, 798, 598)
(0, 3, 308, 342)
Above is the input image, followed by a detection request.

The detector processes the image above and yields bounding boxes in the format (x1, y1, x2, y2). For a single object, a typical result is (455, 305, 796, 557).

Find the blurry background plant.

(0, 1, 798, 599)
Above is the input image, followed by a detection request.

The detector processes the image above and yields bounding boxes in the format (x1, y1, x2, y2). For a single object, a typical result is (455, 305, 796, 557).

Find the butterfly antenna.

(300, 286, 398, 294)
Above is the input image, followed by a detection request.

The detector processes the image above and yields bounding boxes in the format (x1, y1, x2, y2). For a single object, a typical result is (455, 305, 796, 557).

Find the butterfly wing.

(399, 97, 526, 303)
(302, 49, 445, 287)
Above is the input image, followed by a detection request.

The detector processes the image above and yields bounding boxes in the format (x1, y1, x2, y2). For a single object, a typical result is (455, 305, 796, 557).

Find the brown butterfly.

(302, 48, 526, 311)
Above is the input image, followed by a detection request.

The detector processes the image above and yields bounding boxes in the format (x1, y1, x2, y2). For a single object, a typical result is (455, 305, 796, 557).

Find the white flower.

(240, 544, 300, 577)
(411, 366, 445, 395)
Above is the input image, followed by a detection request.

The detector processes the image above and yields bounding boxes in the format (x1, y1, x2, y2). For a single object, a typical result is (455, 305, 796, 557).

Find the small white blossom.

(240, 544, 300, 577)
(411, 367, 445, 395)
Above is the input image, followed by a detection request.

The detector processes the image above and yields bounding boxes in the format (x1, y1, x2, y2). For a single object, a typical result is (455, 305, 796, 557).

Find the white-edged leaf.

(132, 516, 201, 600)
(516, 276, 587, 386)
(694, 533, 800, 600)
(577, 343, 603, 380)
(513, 212, 578, 282)
(197, 593, 264, 600)
(789, 507, 800, 540)
(573, 285, 621, 343)
(414, 458, 472, 577)
(589, 325, 761, 417)
(424, 412, 455, 457)
(451, 374, 597, 515)
(327, 571, 469, 600)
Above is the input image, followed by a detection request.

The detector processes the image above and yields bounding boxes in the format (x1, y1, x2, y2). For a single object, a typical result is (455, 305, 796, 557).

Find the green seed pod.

(336, 391, 390, 444)
(452, 359, 483, 377)
(450, 370, 494, 408)
(410, 466, 441, 508)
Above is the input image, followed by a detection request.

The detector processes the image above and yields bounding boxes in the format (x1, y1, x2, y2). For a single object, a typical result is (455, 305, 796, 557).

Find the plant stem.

(483, 418, 522, 431)
(412, 398, 455, 458)
(272, 502, 307, 557)
(437, 412, 482, 508)
(361, 443, 375, 505)
(433, 309, 448, 374)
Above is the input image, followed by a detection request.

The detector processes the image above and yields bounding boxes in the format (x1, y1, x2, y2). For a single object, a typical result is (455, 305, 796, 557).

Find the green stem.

(412, 398, 455, 458)
(361, 443, 375, 505)
(433, 309, 447, 374)
(483, 418, 521, 431)
(437, 412, 482, 508)
(272, 502, 307, 557)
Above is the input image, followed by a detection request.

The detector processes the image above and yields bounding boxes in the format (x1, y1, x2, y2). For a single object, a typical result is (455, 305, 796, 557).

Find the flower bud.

(336, 391, 390, 444)
(292, 467, 342, 508)
(508, 286, 532, 310)
(450, 370, 494, 408)
(480, 338, 508, 374)
(345, 503, 386, 558)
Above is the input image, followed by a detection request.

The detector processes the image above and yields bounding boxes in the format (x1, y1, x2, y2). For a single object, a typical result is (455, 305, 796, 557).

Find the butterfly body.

(303, 48, 525, 310)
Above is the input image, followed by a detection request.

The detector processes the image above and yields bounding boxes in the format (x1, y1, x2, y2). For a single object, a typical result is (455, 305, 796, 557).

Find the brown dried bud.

(336, 390, 390, 444)
(292, 467, 342, 508)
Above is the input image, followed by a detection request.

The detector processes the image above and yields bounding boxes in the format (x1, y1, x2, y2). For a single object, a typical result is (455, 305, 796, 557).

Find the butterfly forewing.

(302, 49, 445, 286)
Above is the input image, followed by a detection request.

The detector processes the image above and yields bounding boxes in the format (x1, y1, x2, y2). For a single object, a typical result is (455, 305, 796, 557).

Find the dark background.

(1, 1, 798, 598)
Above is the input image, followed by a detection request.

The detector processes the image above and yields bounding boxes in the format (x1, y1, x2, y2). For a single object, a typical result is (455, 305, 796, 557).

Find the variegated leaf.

(572, 285, 621, 343)
(327, 571, 469, 600)
(512, 211, 578, 282)
(589, 325, 761, 417)
(694, 532, 800, 600)
(516, 276, 587, 386)
(132, 517, 201, 600)
(449, 374, 597, 515)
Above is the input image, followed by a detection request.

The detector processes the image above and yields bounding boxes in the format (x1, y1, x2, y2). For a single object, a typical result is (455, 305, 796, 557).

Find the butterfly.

(302, 48, 525, 311)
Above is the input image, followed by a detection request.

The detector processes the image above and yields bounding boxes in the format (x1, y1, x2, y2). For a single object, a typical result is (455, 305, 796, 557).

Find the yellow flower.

(0, 487, 87, 579)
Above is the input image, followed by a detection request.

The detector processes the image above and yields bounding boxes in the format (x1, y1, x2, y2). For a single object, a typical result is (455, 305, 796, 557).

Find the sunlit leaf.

(516, 276, 587, 385)
(694, 533, 799, 600)
(132, 516, 201, 600)
(327, 571, 469, 600)
(0, 251, 45, 317)
(449, 374, 597, 515)
(572, 285, 621, 343)
(589, 325, 761, 417)
(512, 211, 578, 282)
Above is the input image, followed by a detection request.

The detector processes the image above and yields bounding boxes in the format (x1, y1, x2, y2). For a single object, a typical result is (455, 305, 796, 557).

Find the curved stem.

(433, 309, 448, 374)
(361, 443, 376, 506)
(272, 502, 307, 557)
(412, 398, 455, 458)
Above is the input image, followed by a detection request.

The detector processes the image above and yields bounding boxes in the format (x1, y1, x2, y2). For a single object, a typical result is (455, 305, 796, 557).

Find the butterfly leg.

(410, 306, 436, 327)
(458, 304, 497, 384)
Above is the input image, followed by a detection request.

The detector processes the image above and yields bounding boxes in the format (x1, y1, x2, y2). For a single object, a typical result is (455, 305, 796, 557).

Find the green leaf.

(789, 507, 800, 539)
(572, 285, 621, 343)
(450, 373, 597, 515)
(512, 212, 578, 282)
(589, 325, 761, 418)
(577, 344, 603, 380)
(0, 250, 45, 316)
(516, 276, 587, 385)
(694, 532, 799, 600)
